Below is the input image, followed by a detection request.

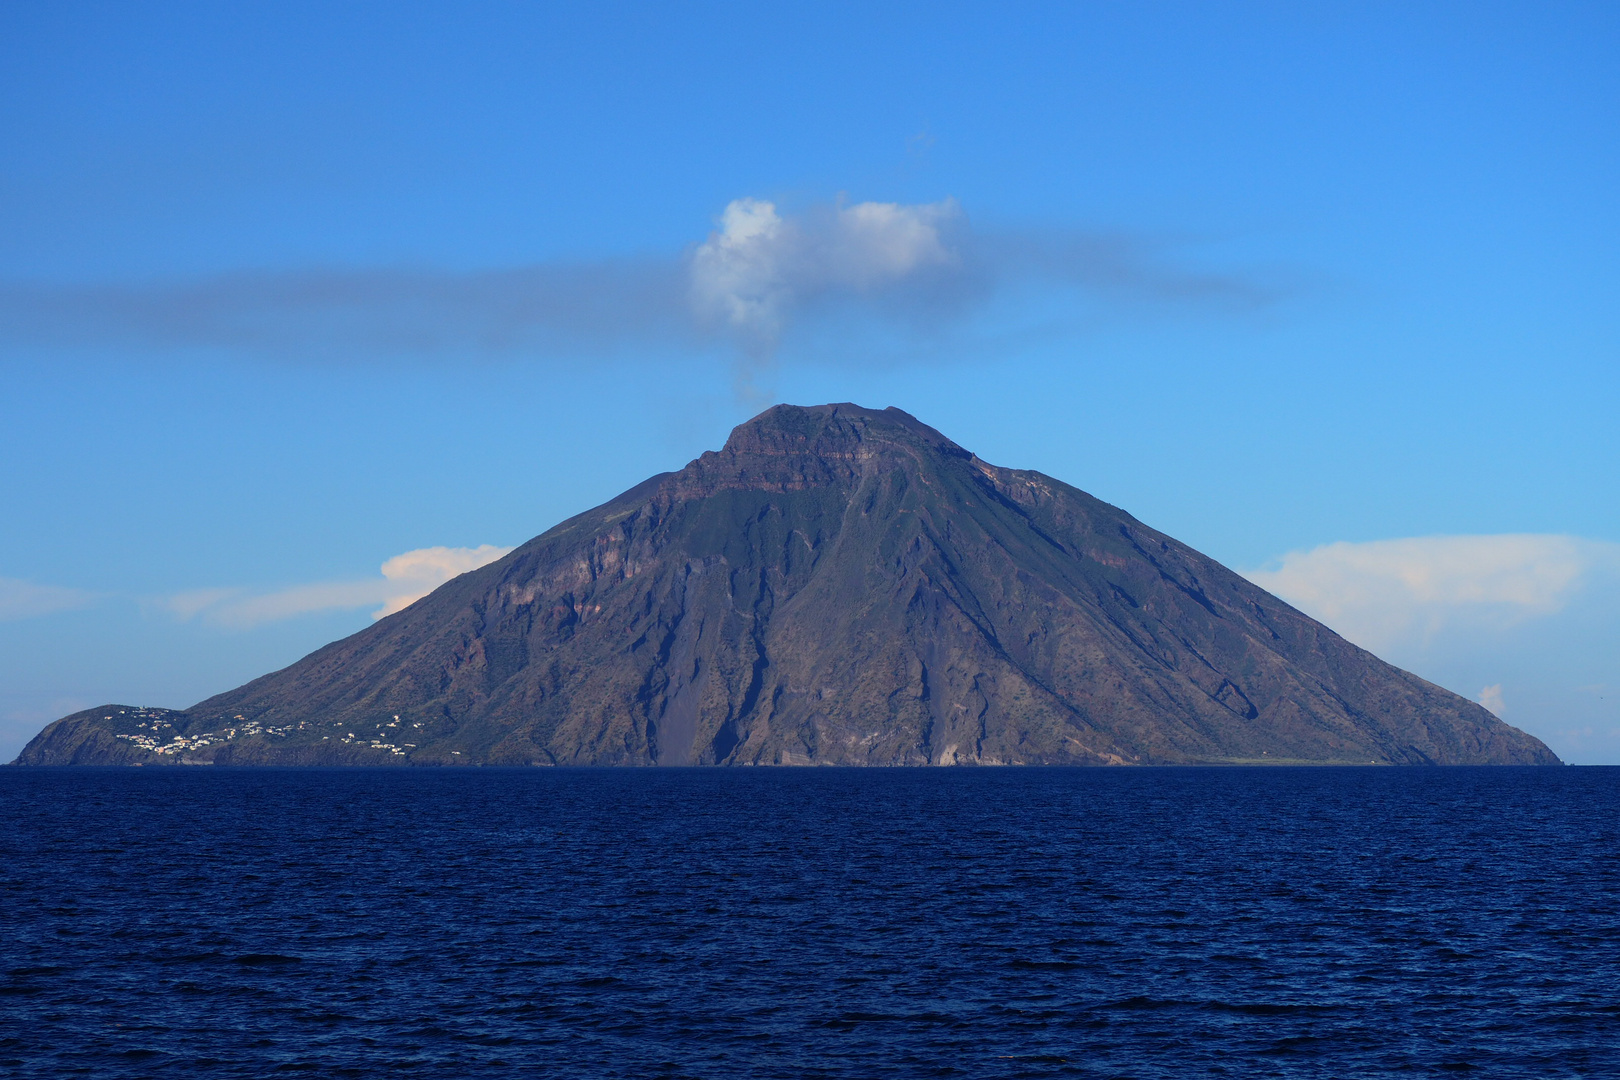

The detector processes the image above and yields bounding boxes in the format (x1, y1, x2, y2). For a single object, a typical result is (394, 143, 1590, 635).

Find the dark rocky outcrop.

(14, 403, 1560, 766)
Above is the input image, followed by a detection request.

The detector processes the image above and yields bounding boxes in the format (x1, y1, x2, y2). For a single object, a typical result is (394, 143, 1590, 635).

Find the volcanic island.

(15, 403, 1559, 767)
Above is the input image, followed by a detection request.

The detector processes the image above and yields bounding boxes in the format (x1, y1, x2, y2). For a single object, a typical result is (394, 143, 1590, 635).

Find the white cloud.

(1245, 534, 1620, 652)
(1246, 534, 1620, 763)
(688, 197, 963, 347)
(372, 545, 513, 617)
(165, 587, 244, 620)
(0, 577, 97, 621)
(169, 544, 512, 628)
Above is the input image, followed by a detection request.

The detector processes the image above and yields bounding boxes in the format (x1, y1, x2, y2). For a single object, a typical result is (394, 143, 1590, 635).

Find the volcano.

(16, 403, 1558, 767)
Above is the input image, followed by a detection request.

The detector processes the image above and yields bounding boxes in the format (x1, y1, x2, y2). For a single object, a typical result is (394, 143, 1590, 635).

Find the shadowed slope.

(15, 404, 1559, 766)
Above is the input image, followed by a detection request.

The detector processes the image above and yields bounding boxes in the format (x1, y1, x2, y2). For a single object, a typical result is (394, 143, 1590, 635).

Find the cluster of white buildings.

(112, 709, 308, 756)
(106, 707, 429, 758)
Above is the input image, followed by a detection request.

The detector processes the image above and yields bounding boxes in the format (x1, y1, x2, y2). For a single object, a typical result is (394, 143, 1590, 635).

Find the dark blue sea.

(2, 767, 1616, 1078)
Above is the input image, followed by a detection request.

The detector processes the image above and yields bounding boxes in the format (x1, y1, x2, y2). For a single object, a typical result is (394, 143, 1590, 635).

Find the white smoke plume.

(0, 196, 1272, 400)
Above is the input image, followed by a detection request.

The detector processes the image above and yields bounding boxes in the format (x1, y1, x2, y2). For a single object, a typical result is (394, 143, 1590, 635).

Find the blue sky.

(2, 2, 1616, 761)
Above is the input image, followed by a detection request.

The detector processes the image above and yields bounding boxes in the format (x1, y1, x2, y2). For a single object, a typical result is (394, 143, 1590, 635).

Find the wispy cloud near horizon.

(0, 196, 1276, 396)
(0, 578, 98, 622)
(167, 544, 513, 628)
(1245, 534, 1620, 654)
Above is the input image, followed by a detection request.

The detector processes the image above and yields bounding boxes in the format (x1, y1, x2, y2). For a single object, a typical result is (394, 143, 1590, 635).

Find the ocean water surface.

(2, 766, 1615, 1078)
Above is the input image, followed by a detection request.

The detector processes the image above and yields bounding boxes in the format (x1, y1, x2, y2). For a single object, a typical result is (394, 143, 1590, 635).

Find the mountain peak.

(718, 402, 968, 460)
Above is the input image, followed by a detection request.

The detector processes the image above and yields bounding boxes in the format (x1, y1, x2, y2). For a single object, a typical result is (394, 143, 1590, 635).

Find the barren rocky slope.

(15, 403, 1559, 766)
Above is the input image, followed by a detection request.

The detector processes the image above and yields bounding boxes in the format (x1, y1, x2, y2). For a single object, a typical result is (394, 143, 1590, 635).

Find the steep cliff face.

(15, 403, 1560, 767)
